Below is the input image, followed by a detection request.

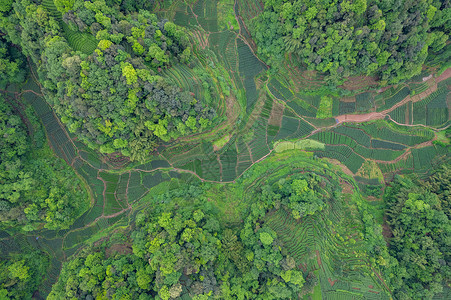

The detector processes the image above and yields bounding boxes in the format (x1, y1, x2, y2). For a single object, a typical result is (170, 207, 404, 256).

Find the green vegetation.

(384, 173, 450, 299)
(251, 0, 450, 84)
(274, 139, 325, 152)
(0, 242, 49, 299)
(0, 95, 88, 231)
(0, 0, 449, 299)
(316, 95, 333, 119)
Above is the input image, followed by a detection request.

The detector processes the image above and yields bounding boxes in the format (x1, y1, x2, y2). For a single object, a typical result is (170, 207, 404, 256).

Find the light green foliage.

(316, 95, 333, 119)
(97, 39, 112, 50)
(213, 134, 231, 150)
(259, 232, 274, 245)
(0, 247, 49, 299)
(121, 62, 138, 85)
(274, 139, 325, 152)
(217, 0, 239, 30)
(54, 0, 75, 14)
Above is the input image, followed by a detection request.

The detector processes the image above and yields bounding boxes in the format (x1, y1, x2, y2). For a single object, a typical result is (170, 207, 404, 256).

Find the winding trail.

(334, 68, 451, 127)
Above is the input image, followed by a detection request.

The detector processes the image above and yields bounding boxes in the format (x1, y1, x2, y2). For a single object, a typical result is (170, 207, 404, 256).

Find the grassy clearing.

(217, 0, 239, 30)
(316, 95, 333, 118)
(213, 134, 231, 150)
(274, 139, 325, 152)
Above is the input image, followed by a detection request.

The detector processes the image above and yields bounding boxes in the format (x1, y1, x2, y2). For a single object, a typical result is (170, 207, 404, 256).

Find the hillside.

(0, 0, 449, 299)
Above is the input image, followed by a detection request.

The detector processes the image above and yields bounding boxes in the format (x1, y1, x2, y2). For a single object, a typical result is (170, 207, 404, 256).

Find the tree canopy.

(252, 0, 451, 84)
(0, 95, 88, 231)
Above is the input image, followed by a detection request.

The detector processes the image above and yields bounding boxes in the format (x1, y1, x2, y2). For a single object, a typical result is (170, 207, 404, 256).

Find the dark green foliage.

(1, 1, 216, 162)
(50, 185, 305, 299)
(0, 246, 49, 299)
(251, 0, 450, 84)
(384, 175, 450, 299)
(0, 37, 26, 87)
(0, 95, 88, 231)
(260, 173, 330, 219)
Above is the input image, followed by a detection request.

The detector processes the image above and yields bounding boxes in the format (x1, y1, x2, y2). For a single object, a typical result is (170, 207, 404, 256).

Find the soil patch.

(328, 278, 337, 286)
(340, 76, 378, 91)
(436, 67, 451, 83)
(268, 100, 284, 127)
(336, 112, 385, 124)
(341, 180, 354, 194)
(106, 243, 133, 258)
(328, 158, 354, 176)
(340, 96, 356, 103)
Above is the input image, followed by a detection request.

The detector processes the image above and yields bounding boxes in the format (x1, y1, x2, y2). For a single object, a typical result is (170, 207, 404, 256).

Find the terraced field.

(42, 0, 98, 54)
(2, 0, 450, 298)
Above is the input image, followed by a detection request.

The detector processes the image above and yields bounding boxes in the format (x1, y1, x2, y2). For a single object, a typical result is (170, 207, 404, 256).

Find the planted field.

(193, 0, 219, 32)
(236, 0, 264, 21)
(426, 88, 449, 126)
(314, 144, 365, 173)
(339, 101, 356, 115)
(411, 146, 445, 174)
(62, 23, 98, 54)
(388, 102, 408, 124)
(333, 126, 372, 148)
(376, 86, 410, 111)
(355, 92, 374, 112)
(237, 39, 267, 112)
(413, 88, 448, 125)
(265, 202, 389, 299)
(348, 122, 433, 146)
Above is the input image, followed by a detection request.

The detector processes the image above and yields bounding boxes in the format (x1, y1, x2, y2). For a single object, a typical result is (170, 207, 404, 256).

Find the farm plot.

(236, 0, 264, 21)
(313, 144, 365, 173)
(265, 203, 389, 299)
(355, 92, 374, 112)
(209, 31, 238, 73)
(310, 127, 406, 170)
(378, 155, 414, 174)
(376, 86, 410, 111)
(339, 101, 356, 115)
(426, 88, 449, 126)
(173, 2, 197, 27)
(412, 145, 448, 174)
(193, 0, 219, 32)
(348, 122, 434, 146)
(237, 39, 267, 112)
(333, 126, 372, 148)
(412, 88, 448, 125)
(274, 115, 315, 141)
(388, 102, 409, 124)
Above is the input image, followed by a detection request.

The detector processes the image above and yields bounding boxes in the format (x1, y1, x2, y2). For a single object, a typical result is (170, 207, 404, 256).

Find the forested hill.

(251, 0, 451, 84)
(0, 0, 219, 161)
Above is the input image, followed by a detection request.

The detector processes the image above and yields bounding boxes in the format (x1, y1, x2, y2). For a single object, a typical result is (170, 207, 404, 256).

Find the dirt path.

(334, 67, 451, 127)
(436, 68, 451, 83)
(335, 112, 385, 123)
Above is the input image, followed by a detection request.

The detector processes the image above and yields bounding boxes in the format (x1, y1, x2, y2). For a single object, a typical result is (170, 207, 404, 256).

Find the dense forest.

(48, 178, 331, 299)
(0, 245, 49, 299)
(0, 0, 217, 161)
(0, 94, 88, 231)
(384, 168, 450, 299)
(252, 0, 451, 84)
